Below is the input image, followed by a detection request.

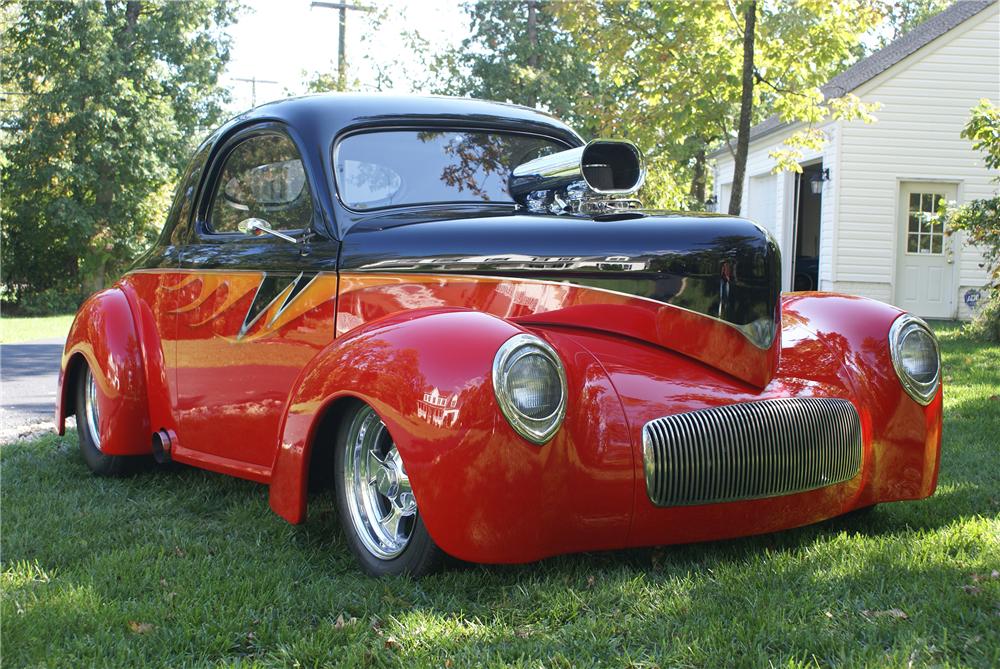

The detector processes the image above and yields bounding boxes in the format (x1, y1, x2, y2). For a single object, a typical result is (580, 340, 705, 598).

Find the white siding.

(713, 122, 838, 291)
(712, 3, 999, 316)
(836, 4, 999, 312)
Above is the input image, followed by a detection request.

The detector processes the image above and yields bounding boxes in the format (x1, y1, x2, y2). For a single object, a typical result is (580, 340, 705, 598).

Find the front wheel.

(75, 363, 129, 476)
(333, 401, 444, 577)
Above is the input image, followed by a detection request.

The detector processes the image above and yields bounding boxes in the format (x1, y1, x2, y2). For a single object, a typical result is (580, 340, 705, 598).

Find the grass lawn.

(0, 313, 74, 343)
(2, 324, 998, 668)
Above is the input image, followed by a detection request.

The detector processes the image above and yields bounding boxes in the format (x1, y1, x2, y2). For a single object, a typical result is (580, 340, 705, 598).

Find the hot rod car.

(57, 94, 942, 576)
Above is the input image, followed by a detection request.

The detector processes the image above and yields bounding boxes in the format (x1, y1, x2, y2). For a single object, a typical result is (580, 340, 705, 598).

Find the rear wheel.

(333, 401, 444, 577)
(75, 364, 128, 476)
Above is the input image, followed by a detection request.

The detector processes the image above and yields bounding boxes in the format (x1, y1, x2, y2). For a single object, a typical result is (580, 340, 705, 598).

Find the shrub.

(944, 100, 1000, 341)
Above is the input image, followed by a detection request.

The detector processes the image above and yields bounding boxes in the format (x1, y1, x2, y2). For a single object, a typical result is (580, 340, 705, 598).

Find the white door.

(894, 182, 958, 319)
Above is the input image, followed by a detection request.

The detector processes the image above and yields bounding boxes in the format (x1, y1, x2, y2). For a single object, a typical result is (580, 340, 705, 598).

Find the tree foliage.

(303, 4, 431, 95)
(1, 0, 238, 311)
(943, 99, 1000, 340)
(438, 1, 885, 210)
(432, 1, 602, 135)
(866, 0, 952, 52)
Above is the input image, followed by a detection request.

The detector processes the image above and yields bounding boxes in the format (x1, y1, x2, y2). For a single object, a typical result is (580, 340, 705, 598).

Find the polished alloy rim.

(84, 368, 102, 450)
(343, 405, 416, 559)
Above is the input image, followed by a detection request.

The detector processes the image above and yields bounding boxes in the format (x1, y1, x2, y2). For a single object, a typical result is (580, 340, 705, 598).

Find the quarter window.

(208, 133, 312, 234)
(906, 192, 945, 255)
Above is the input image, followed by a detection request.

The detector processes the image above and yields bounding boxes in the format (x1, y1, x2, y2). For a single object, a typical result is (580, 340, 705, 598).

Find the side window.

(208, 133, 312, 234)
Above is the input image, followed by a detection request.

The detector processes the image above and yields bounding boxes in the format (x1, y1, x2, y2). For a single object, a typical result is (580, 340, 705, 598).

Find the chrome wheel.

(343, 405, 417, 559)
(83, 368, 102, 451)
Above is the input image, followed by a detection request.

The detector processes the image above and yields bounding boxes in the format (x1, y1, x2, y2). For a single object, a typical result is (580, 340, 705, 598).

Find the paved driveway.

(1, 339, 65, 442)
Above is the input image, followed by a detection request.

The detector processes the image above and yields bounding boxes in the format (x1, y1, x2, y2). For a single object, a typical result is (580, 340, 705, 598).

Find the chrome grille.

(642, 398, 862, 507)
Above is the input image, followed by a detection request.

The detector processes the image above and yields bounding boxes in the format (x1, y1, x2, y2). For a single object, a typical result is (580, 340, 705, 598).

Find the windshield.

(334, 130, 568, 210)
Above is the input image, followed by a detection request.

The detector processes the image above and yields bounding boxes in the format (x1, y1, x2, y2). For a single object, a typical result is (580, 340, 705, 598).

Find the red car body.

(56, 95, 941, 565)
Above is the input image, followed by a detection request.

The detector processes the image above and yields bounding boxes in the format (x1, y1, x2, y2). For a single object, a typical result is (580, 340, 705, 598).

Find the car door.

(173, 124, 340, 476)
(894, 182, 958, 319)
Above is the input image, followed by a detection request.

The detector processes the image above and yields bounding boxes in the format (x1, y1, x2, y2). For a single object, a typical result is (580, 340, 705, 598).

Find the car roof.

(215, 93, 585, 147)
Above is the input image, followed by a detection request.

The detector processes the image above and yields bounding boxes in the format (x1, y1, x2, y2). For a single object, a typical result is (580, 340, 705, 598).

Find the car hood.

(339, 209, 782, 387)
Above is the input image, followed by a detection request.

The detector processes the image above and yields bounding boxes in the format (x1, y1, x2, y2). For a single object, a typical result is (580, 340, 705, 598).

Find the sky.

(221, 0, 468, 113)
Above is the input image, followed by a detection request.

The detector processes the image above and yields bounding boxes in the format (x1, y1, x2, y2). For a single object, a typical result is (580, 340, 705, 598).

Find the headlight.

(492, 333, 567, 444)
(889, 314, 941, 405)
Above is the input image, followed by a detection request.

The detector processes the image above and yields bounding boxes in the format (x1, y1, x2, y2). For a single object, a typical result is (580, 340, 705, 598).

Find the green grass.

(0, 313, 74, 343)
(3, 325, 998, 668)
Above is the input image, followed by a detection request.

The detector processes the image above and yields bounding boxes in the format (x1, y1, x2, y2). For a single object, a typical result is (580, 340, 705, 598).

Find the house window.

(906, 192, 945, 255)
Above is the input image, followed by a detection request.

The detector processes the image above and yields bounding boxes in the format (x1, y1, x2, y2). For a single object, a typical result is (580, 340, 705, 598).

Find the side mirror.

(237, 217, 298, 244)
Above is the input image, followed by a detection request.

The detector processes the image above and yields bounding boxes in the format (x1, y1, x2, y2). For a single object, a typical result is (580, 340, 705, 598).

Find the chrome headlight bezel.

(492, 333, 568, 445)
(889, 314, 941, 406)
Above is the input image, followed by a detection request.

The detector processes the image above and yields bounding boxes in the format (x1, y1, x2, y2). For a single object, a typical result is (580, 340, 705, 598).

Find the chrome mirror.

(237, 217, 298, 244)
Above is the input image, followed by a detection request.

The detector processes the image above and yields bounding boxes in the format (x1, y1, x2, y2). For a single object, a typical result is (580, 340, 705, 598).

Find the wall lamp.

(809, 168, 830, 195)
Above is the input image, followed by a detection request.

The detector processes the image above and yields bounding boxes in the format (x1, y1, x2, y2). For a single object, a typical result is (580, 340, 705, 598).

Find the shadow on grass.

(4, 381, 999, 668)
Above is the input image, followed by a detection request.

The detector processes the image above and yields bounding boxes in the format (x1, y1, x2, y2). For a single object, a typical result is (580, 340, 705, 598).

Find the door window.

(208, 133, 312, 234)
(906, 192, 945, 255)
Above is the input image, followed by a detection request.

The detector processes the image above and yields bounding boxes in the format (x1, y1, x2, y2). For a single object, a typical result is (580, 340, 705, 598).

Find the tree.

(303, 4, 430, 95)
(1, 1, 239, 312)
(553, 1, 883, 211)
(942, 99, 1000, 341)
(433, 1, 602, 136)
(867, 0, 951, 51)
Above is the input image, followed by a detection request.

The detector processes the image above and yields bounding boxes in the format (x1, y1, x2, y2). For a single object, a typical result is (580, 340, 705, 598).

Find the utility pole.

(310, 2, 374, 90)
(233, 76, 279, 108)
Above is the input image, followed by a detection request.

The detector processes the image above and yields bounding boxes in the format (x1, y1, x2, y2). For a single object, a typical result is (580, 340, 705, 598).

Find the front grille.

(642, 398, 862, 507)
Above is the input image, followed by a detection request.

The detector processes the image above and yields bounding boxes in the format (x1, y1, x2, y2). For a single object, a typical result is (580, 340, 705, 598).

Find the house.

(710, 0, 999, 320)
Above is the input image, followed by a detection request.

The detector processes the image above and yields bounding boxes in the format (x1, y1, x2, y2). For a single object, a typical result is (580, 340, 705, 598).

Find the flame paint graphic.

(165, 271, 335, 342)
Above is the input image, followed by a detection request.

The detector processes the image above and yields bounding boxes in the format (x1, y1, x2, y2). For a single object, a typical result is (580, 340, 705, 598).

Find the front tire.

(75, 364, 128, 476)
(333, 400, 444, 577)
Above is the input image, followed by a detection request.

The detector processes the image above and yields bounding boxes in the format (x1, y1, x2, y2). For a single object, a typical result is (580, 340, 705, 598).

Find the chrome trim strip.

(641, 398, 862, 506)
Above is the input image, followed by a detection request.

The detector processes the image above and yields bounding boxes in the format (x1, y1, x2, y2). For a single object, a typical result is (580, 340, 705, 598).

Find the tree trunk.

(526, 0, 538, 107)
(728, 1, 756, 216)
(689, 146, 707, 206)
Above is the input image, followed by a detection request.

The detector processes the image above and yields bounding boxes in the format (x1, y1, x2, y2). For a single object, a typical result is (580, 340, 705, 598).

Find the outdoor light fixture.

(809, 168, 830, 195)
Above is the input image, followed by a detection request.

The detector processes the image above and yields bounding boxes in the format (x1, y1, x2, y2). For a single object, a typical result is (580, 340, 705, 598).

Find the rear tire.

(333, 400, 444, 577)
(75, 364, 129, 476)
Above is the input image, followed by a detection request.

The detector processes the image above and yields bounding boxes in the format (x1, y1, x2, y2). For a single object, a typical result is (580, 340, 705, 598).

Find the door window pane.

(906, 191, 945, 255)
(209, 134, 312, 234)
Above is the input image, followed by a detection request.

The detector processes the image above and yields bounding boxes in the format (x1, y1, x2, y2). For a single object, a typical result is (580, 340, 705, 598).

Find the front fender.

(269, 308, 634, 563)
(56, 288, 151, 455)
(780, 292, 942, 502)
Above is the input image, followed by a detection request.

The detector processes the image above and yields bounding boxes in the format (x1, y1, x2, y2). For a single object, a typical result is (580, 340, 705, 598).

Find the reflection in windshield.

(336, 130, 566, 210)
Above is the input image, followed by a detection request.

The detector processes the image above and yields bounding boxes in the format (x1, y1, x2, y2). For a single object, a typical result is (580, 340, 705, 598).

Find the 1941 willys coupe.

(57, 94, 942, 576)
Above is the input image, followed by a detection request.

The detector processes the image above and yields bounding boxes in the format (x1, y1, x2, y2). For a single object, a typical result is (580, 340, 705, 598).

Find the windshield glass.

(334, 130, 568, 210)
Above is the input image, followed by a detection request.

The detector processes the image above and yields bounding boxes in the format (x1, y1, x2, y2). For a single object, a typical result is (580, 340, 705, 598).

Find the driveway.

(1, 339, 65, 442)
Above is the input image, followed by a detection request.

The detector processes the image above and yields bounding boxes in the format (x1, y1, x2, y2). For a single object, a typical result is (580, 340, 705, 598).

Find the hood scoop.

(509, 140, 646, 215)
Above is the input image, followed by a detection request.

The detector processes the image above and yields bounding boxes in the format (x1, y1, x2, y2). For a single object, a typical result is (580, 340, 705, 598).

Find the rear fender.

(56, 288, 152, 455)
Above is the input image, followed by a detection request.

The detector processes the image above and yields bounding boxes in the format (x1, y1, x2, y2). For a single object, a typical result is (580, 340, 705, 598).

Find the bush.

(943, 100, 1000, 342)
(966, 293, 1000, 342)
(5, 285, 85, 317)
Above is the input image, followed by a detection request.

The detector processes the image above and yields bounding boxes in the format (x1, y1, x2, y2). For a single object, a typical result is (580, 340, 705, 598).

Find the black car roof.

(216, 93, 585, 147)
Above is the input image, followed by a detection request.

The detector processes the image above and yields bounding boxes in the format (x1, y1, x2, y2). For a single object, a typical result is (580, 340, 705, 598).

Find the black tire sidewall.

(332, 401, 442, 577)
(75, 365, 124, 476)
